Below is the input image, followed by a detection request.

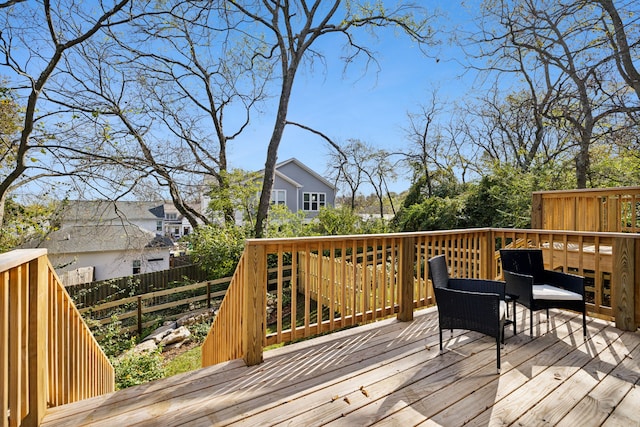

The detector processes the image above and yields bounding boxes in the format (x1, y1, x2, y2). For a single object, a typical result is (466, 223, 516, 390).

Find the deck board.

(41, 306, 640, 427)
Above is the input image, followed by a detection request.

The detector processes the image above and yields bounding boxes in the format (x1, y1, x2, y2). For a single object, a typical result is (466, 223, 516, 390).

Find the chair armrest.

(503, 270, 534, 306)
(434, 287, 502, 322)
(541, 270, 585, 296)
(449, 278, 506, 299)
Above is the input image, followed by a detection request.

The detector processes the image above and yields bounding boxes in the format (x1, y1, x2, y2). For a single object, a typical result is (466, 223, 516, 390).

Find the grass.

(163, 346, 202, 377)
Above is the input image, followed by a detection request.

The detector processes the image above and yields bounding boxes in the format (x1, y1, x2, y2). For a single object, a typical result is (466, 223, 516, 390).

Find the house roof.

(61, 200, 165, 224)
(25, 224, 174, 254)
(274, 170, 303, 188)
(272, 157, 337, 189)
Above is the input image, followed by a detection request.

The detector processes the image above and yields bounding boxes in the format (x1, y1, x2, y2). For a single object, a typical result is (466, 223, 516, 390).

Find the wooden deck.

(42, 306, 640, 426)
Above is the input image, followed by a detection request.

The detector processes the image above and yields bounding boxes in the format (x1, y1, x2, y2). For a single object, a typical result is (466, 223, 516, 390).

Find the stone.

(132, 339, 157, 354)
(143, 322, 177, 343)
(176, 307, 216, 327)
(160, 326, 191, 347)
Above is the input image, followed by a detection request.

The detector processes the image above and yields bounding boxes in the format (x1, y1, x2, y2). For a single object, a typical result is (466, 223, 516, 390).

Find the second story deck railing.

(1, 249, 114, 427)
(532, 186, 640, 233)
(202, 228, 640, 368)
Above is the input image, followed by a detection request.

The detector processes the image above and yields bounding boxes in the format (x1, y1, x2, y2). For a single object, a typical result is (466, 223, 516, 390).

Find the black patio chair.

(499, 249, 586, 338)
(428, 255, 507, 374)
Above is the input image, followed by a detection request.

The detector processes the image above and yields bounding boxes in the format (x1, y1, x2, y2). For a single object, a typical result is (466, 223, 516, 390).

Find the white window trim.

(271, 189, 287, 205)
(303, 192, 326, 212)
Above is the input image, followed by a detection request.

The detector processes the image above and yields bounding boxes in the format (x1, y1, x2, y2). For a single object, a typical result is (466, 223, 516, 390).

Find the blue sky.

(227, 2, 477, 196)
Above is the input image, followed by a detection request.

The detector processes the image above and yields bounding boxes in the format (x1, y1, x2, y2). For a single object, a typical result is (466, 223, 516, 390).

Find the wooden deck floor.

(42, 306, 640, 426)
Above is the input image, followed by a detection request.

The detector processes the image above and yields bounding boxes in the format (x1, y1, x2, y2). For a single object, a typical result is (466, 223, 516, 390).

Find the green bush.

(113, 349, 165, 389)
(188, 224, 247, 278)
(86, 315, 134, 359)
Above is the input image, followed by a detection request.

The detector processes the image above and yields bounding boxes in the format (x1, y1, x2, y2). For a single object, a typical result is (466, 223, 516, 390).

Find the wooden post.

(243, 244, 266, 366)
(137, 296, 143, 336)
(531, 192, 543, 230)
(397, 236, 415, 322)
(207, 282, 211, 308)
(481, 229, 495, 280)
(25, 255, 49, 426)
(636, 239, 640, 331)
(613, 237, 636, 331)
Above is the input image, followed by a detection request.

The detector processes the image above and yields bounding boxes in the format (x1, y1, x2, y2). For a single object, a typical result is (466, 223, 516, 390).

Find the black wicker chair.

(428, 255, 507, 373)
(500, 249, 586, 338)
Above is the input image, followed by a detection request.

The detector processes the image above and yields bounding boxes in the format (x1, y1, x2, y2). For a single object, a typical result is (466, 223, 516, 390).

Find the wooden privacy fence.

(1, 249, 114, 427)
(532, 186, 640, 233)
(201, 228, 640, 368)
(65, 263, 209, 309)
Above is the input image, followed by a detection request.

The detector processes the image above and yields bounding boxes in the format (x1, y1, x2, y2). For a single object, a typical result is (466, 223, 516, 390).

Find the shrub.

(113, 349, 165, 389)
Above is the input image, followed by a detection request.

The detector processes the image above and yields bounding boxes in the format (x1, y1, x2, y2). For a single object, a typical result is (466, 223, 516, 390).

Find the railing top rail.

(0, 248, 47, 271)
(245, 228, 495, 246)
(533, 186, 640, 197)
(244, 227, 640, 247)
(497, 228, 640, 239)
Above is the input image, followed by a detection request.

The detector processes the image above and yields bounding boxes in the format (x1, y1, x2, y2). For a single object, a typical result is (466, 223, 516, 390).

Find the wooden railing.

(532, 186, 640, 233)
(1, 249, 114, 427)
(201, 252, 246, 367)
(201, 228, 640, 368)
(79, 278, 230, 335)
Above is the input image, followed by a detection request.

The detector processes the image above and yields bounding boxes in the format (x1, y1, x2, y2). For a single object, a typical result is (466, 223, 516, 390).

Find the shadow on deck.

(42, 306, 640, 426)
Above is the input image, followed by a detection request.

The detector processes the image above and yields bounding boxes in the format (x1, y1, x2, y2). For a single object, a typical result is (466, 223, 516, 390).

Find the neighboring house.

(162, 202, 197, 239)
(23, 200, 202, 285)
(23, 223, 174, 283)
(58, 200, 200, 240)
(200, 158, 336, 224)
(267, 158, 336, 220)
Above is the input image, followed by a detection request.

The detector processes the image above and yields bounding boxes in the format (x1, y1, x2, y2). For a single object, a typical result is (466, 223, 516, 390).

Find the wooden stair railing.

(1, 249, 114, 427)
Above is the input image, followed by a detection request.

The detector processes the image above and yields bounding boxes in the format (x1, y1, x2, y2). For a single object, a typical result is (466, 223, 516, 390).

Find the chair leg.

(439, 328, 444, 354)
(530, 308, 533, 336)
(496, 335, 501, 374)
(583, 308, 587, 338)
(512, 300, 517, 336)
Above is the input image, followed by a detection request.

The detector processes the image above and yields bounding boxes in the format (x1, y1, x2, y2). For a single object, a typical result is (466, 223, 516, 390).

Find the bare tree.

(472, 0, 640, 188)
(44, 2, 276, 228)
(361, 148, 397, 218)
(221, 0, 438, 237)
(590, 0, 640, 100)
(0, 0, 136, 226)
(326, 139, 369, 211)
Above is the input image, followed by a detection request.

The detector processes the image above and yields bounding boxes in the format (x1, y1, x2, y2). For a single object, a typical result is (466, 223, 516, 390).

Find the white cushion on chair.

(533, 284, 582, 301)
(499, 300, 506, 319)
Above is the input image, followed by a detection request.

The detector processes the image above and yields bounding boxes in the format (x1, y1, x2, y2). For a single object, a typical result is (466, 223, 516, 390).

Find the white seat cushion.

(499, 300, 506, 319)
(533, 284, 582, 301)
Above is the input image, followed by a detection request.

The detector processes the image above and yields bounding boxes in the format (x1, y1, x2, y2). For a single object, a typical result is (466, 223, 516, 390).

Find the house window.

(271, 189, 286, 205)
(303, 192, 326, 211)
(166, 213, 177, 220)
(133, 259, 141, 274)
(156, 220, 163, 232)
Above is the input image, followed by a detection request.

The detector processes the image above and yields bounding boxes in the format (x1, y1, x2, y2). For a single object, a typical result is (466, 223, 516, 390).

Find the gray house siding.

(272, 174, 299, 211)
(273, 159, 336, 219)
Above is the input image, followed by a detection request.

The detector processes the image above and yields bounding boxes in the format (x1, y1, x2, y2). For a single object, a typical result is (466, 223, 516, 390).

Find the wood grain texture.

(40, 306, 640, 427)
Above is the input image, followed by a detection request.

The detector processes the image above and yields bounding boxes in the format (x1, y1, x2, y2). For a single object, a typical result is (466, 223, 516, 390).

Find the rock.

(176, 307, 217, 327)
(132, 339, 157, 354)
(143, 322, 177, 343)
(160, 326, 191, 347)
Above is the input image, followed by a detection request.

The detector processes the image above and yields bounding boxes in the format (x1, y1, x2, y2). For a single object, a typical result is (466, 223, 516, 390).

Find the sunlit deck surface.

(42, 306, 640, 426)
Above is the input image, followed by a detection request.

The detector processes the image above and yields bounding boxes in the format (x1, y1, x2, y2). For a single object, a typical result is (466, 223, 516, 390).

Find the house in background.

(201, 158, 336, 224)
(23, 200, 199, 285)
(23, 223, 174, 284)
(58, 199, 200, 240)
(267, 158, 336, 220)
